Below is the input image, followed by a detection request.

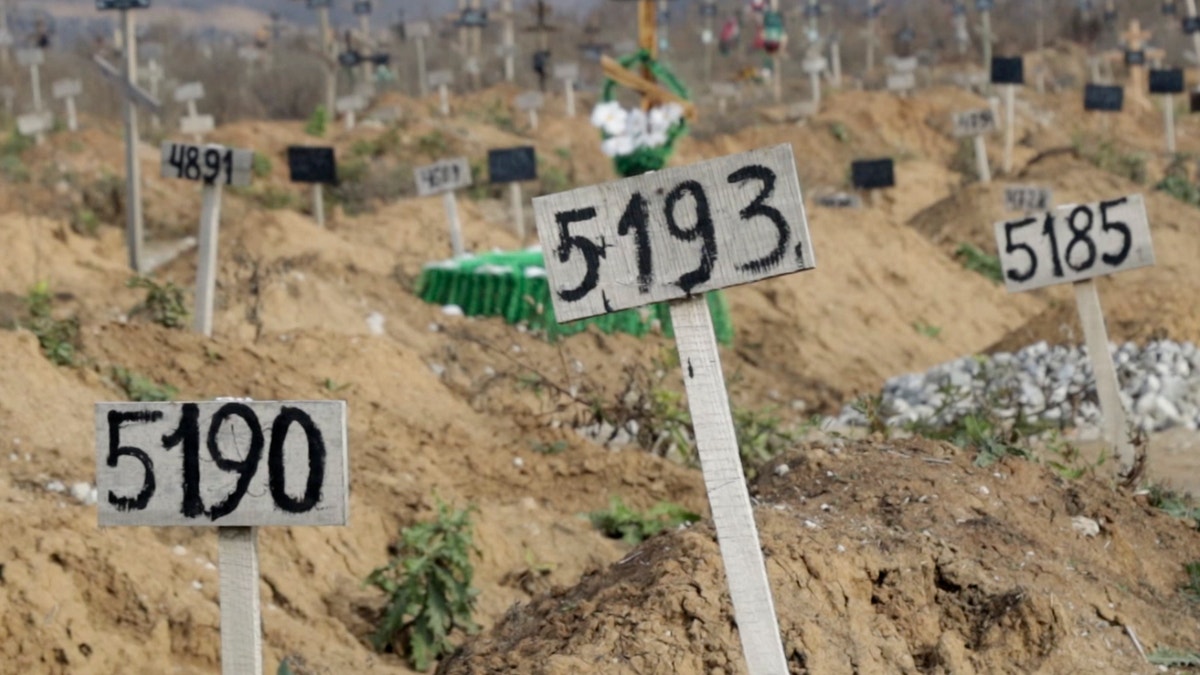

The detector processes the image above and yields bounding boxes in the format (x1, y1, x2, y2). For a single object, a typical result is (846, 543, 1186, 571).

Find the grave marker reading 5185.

(994, 194, 1153, 293)
(534, 144, 813, 322)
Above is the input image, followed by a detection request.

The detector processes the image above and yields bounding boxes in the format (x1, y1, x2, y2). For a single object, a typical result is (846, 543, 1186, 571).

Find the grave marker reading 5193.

(994, 194, 1153, 293)
(534, 144, 813, 322)
(96, 400, 348, 527)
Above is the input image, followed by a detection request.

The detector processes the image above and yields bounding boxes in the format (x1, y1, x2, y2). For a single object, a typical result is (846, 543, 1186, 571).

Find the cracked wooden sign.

(534, 144, 814, 322)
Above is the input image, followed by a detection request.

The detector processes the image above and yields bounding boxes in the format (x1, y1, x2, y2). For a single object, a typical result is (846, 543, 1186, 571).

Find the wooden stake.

(359, 8, 374, 95)
(668, 295, 788, 674)
(317, 5, 336, 117)
(509, 181, 524, 242)
(122, 9, 144, 273)
(313, 184, 325, 227)
(439, 83, 450, 116)
(1074, 279, 1134, 470)
(194, 178, 223, 337)
(219, 526, 263, 675)
(28, 58, 41, 113)
(443, 190, 465, 258)
(1036, 0, 1046, 95)
(564, 77, 576, 117)
(974, 133, 991, 183)
(528, 107, 539, 131)
(1003, 84, 1015, 174)
(809, 68, 821, 106)
(831, 38, 842, 87)
(502, 0, 515, 82)
(981, 8, 993, 73)
(1187, 0, 1200, 69)
(416, 34, 428, 95)
(1165, 93, 1177, 154)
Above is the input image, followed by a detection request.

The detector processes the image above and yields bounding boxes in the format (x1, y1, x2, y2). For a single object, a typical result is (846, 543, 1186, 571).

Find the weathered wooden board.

(534, 144, 814, 322)
(515, 91, 544, 110)
(16, 48, 43, 67)
(96, 400, 348, 527)
(995, 194, 1153, 293)
(335, 95, 367, 113)
(427, 69, 453, 87)
(16, 112, 51, 136)
(160, 142, 254, 187)
(952, 108, 996, 137)
(1002, 184, 1053, 213)
(554, 62, 580, 80)
(174, 81, 205, 102)
(415, 157, 472, 197)
(180, 114, 215, 135)
(53, 79, 82, 99)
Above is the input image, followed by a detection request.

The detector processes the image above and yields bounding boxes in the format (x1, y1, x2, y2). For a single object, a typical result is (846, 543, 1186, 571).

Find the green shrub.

(111, 367, 177, 402)
(305, 106, 328, 137)
(22, 282, 79, 366)
(588, 496, 699, 545)
(366, 500, 480, 672)
(127, 276, 189, 329)
(954, 243, 1003, 283)
(252, 152, 273, 179)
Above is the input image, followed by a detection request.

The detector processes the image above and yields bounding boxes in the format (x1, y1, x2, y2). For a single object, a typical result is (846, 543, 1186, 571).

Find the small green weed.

(850, 392, 891, 437)
(1147, 648, 1200, 667)
(416, 130, 449, 156)
(1183, 560, 1200, 600)
(1040, 433, 1104, 480)
(955, 243, 1003, 283)
(23, 282, 79, 366)
(829, 122, 851, 143)
(112, 367, 178, 402)
(70, 207, 100, 237)
(366, 500, 480, 672)
(531, 440, 569, 455)
(1073, 133, 1147, 184)
(913, 321, 942, 339)
(1146, 484, 1200, 527)
(588, 496, 699, 545)
(252, 152, 273, 179)
(305, 106, 328, 137)
(734, 407, 799, 479)
(127, 276, 189, 329)
(1155, 155, 1200, 206)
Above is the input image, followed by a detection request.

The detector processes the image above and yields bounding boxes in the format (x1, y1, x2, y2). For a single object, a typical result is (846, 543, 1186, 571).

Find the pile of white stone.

(836, 340, 1200, 434)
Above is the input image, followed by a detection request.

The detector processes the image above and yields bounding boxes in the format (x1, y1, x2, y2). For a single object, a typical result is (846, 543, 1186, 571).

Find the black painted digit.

(268, 407, 326, 513)
(106, 410, 163, 512)
(222, 149, 234, 185)
(727, 164, 791, 272)
(205, 403, 265, 520)
(202, 149, 221, 184)
(168, 145, 186, 178)
(1064, 205, 1097, 272)
(1002, 217, 1038, 282)
(1041, 212, 1064, 278)
(1099, 197, 1132, 266)
(617, 192, 653, 293)
(184, 146, 201, 180)
(554, 207, 606, 303)
(161, 403, 205, 518)
(665, 180, 717, 293)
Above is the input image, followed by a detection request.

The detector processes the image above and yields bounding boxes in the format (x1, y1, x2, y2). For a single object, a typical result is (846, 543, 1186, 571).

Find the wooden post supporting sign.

(994, 195, 1154, 473)
(488, 146, 536, 243)
(534, 145, 811, 674)
(175, 82, 214, 143)
(95, 0, 159, 274)
(406, 21, 432, 95)
(336, 94, 367, 131)
(515, 91, 544, 131)
(287, 146, 338, 227)
(160, 142, 254, 337)
(1149, 68, 1184, 153)
(16, 48, 44, 113)
(52, 79, 82, 132)
(428, 70, 454, 116)
(554, 62, 580, 117)
(952, 107, 997, 183)
(415, 157, 473, 258)
(95, 399, 348, 675)
(991, 56, 1024, 174)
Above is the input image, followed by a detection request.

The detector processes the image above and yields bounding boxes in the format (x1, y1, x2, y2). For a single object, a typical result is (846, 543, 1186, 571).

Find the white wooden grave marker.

(287, 146, 337, 227)
(95, 398, 348, 675)
(534, 145, 808, 673)
(711, 81, 738, 114)
(1002, 184, 1052, 213)
(1149, 68, 1185, 153)
(803, 55, 827, 107)
(16, 111, 52, 145)
(415, 157, 473, 258)
(515, 91, 545, 131)
(175, 81, 213, 143)
(554, 62, 580, 117)
(428, 69, 453, 116)
(406, 21, 432, 95)
(96, 0, 155, 276)
(159, 142, 254, 337)
(951, 108, 996, 183)
(52, 79, 82, 132)
(489, 146, 537, 241)
(991, 56, 1024, 174)
(994, 195, 1152, 472)
(335, 94, 367, 130)
(16, 48, 44, 112)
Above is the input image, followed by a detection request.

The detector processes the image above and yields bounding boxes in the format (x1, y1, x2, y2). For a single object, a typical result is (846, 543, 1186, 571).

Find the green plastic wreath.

(600, 49, 691, 177)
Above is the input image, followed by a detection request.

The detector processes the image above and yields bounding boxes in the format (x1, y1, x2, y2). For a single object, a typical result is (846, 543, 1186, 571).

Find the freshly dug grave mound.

(439, 438, 1200, 675)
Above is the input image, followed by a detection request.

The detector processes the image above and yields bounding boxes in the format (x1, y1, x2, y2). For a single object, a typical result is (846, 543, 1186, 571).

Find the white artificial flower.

(644, 130, 668, 149)
(626, 108, 648, 138)
(601, 135, 635, 158)
(662, 103, 684, 124)
(648, 107, 669, 133)
(591, 101, 627, 136)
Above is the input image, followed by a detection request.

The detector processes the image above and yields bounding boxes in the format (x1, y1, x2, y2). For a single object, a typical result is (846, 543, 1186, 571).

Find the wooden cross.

(1104, 19, 1164, 110)
(600, 0, 697, 119)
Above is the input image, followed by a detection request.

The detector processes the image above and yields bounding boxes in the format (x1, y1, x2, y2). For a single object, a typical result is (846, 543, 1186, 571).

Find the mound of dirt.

(440, 438, 1200, 675)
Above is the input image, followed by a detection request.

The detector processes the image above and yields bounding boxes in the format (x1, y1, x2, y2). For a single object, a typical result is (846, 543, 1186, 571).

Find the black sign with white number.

(1125, 50, 1146, 66)
(95, 401, 348, 527)
(1164, 1, 1178, 15)
(339, 51, 362, 67)
(534, 144, 813, 322)
(991, 56, 1024, 85)
(1185, 16, 1200, 33)
(306, 0, 332, 8)
(96, 0, 150, 9)
(1149, 68, 1184, 94)
(160, 142, 254, 187)
(1103, 8, 1117, 23)
(1191, 91, 1200, 113)
(700, 2, 718, 17)
(976, 0, 994, 10)
(287, 146, 337, 184)
(488, 147, 537, 184)
(994, 194, 1153, 293)
(353, 0, 372, 15)
(1084, 83, 1124, 111)
(851, 158, 895, 190)
(458, 8, 488, 27)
